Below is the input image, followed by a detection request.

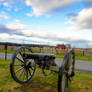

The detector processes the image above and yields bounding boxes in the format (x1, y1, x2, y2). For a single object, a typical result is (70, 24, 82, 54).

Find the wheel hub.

(25, 61, 31, 69)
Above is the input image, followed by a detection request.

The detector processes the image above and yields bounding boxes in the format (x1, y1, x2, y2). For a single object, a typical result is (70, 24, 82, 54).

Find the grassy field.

(0, 58, 92, 92)
(56, 54, 92, 61)
(0, 49, 15, 54)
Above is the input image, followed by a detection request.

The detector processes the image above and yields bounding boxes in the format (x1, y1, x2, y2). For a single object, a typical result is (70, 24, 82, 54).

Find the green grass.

(0, 58, 92, 92)
(76, 55, 92, 61)
(56, 54, 92, 61)
(56, 54, 65, 58)
(0, 49, 15, 54)
(71, 72, 92, 92)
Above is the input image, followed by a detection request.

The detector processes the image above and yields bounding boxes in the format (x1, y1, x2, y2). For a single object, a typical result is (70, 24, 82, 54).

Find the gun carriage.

(10, 46, 75, 92)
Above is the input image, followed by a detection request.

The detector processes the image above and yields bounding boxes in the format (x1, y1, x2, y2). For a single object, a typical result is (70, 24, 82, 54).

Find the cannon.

(10, 46, 75, 92)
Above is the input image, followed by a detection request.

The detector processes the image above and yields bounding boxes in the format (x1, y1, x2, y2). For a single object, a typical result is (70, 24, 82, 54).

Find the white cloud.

(21, 30, 33, 36)
(66, 8, 92, 30)
(6, 19, 31, 30)
(25, 0, 78, 16)
(26, 12, 34, 17)
(0, 28, 92, 47)
(20, 30, 92, 45)
(25, 0, 32, 6)
(3, 2, 8, 6)
(0, 33, 10, 41)
(0, 11, 9, 19)
(0, 33, 10, 39)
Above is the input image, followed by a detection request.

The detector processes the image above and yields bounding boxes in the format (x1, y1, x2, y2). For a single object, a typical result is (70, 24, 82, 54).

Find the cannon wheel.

(10, 46, 36, 84)
(58, 50, 75, 92)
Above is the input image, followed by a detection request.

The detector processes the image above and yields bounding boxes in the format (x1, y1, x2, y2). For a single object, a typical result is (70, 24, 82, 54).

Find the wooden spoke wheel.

(58, 50, 75, 92)
(10, 46, 36, 84)
(58, 68, 71, 92)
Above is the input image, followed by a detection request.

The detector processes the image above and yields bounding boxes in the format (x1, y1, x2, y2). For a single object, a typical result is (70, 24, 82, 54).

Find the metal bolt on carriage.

(10, 46, 75, 92)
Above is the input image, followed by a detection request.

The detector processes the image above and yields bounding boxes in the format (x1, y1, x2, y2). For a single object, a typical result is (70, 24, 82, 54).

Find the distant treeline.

(0, 42, 54, 47)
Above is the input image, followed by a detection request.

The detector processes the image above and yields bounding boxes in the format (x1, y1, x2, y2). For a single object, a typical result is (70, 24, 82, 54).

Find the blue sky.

(0, 0, 92, 48)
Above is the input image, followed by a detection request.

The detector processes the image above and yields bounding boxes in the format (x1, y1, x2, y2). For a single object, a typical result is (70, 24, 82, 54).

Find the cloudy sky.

(0, 0, 92, 48)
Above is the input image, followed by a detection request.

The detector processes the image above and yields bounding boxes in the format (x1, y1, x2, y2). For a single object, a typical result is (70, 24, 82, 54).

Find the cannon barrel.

(23, 53, 56, 60)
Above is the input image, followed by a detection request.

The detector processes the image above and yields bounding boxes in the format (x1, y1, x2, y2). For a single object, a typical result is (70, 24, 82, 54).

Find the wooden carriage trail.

(0, 53, 92, 73)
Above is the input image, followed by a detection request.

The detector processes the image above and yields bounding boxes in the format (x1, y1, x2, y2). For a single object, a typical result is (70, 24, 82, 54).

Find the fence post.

(5, 43, 7, 60)
(56, 49, 59, 54)
(82, 50, 85, 56)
